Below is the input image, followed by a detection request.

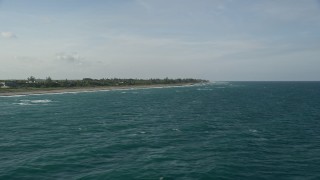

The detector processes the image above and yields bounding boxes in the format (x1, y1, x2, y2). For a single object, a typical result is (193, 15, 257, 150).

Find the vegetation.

(0, 77, 208, 89)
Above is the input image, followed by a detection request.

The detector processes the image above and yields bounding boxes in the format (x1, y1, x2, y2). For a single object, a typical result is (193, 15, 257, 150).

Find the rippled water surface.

(1, 82, 320, 179)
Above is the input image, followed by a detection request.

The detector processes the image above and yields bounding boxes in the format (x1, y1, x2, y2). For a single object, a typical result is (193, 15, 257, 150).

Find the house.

(0, 82, 7, 88)
(1, 81, 18, 88)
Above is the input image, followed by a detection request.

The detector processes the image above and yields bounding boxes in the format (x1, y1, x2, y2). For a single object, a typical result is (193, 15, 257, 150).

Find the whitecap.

(13, 102, 33, 106)
(0, 95, 27, 98)
(15, 99, 53, 105)
(197, 88, 213, 91)
(44, 92, 67, 95)
(97, 90, 110, 92)
(249, 129, 258, 133)
(20, 100, 31, 102)
(30, 99, 52, 103)
(31, 93, 47, 96)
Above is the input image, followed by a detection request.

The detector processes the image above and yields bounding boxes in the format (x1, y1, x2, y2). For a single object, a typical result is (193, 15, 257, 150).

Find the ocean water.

(1, 82, 320, 180)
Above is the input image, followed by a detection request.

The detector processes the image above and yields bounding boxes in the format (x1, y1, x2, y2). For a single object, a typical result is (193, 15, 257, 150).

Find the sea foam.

(14, 99, 53, 105)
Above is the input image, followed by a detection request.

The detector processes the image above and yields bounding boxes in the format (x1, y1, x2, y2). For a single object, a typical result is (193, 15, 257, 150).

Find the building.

(0, 82, 7, 88)
(0, 81, 17, 88)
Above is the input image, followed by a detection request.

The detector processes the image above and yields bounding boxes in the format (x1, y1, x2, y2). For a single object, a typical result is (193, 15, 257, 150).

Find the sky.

(1, 0, 320, 81)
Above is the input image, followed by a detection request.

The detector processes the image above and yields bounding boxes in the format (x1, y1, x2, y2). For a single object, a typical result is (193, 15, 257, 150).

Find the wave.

(249, 129, 258, 133)
(1, 84, 199, 98)
(97, 90, 110, 92)
(0, 95, 27, 98)
(13, 102, 33, 106)
(14, 99, 53, 105)
(197, 88, 213, 91)
(28, 91, 82, 96)
(30, 99, 52, 103)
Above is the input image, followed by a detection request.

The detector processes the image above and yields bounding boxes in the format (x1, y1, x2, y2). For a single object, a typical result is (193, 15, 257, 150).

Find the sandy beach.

(0, 83, 195, 97)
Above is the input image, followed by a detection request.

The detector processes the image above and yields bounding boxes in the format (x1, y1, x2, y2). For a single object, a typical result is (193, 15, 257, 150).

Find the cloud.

(136, 0, 152, 11)
(41, 16, 54, 24)
(56, 52, 83, 64)
(13, 56, 38, 62)
(252, 0, 320, 22)
(1, 32, 16, 39)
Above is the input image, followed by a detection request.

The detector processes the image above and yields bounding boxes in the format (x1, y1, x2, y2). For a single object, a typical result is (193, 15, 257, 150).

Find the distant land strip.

(0, 77, 208, 96)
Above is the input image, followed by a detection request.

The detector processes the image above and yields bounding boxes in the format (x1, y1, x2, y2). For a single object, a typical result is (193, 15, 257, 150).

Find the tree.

(46, 76, 52, 83)
(62, 79, 69, 87)
(27, 76, 36, 83)
(44, 76, 53, 87)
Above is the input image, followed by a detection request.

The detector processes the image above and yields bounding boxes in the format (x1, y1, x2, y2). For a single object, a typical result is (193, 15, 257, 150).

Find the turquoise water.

(1, 82, 320, 179)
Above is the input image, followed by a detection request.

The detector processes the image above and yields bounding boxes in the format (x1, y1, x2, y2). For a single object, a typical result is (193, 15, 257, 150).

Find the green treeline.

(0, 76, 208, 89)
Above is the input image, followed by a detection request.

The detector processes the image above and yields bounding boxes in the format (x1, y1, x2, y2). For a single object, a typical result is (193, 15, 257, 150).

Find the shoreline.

(0, 83, 196, 97)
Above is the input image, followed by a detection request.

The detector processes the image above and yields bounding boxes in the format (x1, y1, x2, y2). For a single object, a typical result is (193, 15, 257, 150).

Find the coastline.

(0, 83, 195, 97)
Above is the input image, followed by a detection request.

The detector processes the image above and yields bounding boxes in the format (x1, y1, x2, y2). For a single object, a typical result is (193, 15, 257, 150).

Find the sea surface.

(1, 82, 320, 180)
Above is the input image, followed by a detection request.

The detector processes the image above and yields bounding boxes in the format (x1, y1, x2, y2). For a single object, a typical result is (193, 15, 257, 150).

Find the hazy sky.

(1, 0, 320, 81)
